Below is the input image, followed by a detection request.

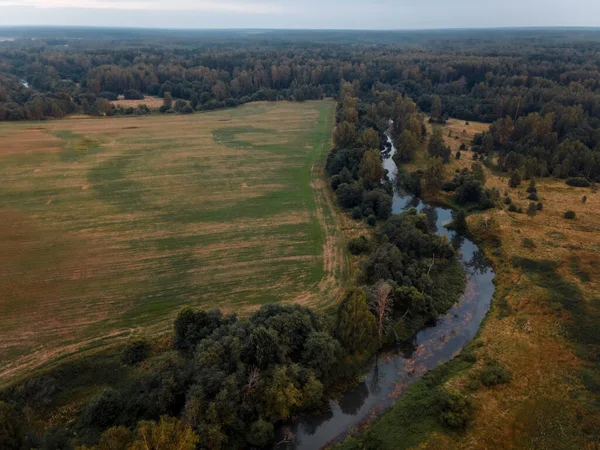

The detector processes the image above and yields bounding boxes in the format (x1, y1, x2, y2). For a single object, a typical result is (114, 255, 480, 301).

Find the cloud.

(0, 0, 285, 14)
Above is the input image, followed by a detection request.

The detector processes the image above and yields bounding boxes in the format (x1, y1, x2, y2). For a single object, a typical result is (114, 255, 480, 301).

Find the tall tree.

(396, 130, 421, 162)
(431, 95, 442, 121)
(423, 157, 446, 194)
(359, 149, 384, 189)
(336, 288, 377, 355)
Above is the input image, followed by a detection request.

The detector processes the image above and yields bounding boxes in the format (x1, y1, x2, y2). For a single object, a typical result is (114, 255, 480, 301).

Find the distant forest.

(3, 28, 600, 179)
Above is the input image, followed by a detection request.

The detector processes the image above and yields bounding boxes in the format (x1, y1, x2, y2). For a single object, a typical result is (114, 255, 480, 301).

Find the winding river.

(276, 134, 496, 449)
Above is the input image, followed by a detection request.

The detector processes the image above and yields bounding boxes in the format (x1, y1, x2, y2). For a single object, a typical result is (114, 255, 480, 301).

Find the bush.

(351, 207, 363, 220)
(83, 389, 123, 428)
(337, 183, 363, 209)
(508, 204, 518, 212)
(564, 210, 576, 220)
(480, 361, 512, 387)
(124, 89, 144, 100)
(0, 401, 24, 450)
(366, 215, 377, 226)
(348, 236, 370, 255)
(537, 202, 543, 211)
(566, 177, 590, 187)
(503, 196, 512, 205)
(99, 91, 118, 101)
(522, 238, 536, 249)
(438, 390, 472, 429)
(527, 192, 539, 201)
(121, 337, 150, 365)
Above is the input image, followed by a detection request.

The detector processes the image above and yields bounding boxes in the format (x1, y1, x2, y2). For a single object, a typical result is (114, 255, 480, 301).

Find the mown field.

(357, 120, 600, 448)
(0, 100, 347, 384)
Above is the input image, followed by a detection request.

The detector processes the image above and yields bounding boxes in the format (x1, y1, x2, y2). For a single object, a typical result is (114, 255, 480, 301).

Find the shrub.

(566, 177, 590, 187)
(0, 401, 24, 450)
(348, 236, 370, 255)
(455, 150, 461, 160)
(459, 143, 467, 151)
(480, 361, 512, 387)
(124, 89, 144, 100)
(351, 207, 363, 220)
(503, 196, 512, 205)
(122, 337, 150, 365)
(83, 389, 123, 428)
(527, 192, 539, 201)
(508, 204, 518, 212)
(564, 210, 576, 220)
(366, 215, 377, 226)
(522, 238, 536, 249)
(99, 91, 118, 101)
(537, 202, 543, 211)
(438, 390, 472, 429)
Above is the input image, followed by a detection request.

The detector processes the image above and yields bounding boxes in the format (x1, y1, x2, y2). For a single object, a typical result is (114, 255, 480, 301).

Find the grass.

(0, 100, 348, 385)
(350, 118, 600, 448)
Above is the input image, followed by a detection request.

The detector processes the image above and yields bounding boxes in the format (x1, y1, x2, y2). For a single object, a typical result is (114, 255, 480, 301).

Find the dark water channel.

(276, 134, 495, 449)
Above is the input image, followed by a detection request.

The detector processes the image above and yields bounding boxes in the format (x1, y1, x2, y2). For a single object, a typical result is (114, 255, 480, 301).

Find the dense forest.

(1, 28, 600, 448)
(3, 28, 600, 180)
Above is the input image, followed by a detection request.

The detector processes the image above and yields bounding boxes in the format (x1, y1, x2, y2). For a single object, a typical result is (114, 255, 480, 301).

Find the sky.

(0, 0, 599, 30)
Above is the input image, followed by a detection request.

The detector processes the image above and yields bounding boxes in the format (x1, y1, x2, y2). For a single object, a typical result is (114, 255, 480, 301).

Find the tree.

(336, 182, 363, 209)
(428, 127, 451, 163)
(98, 426, 131, 450)
(357, 128, 380, 150)
(129, 416, 199, 450)
(526, 179, 537, 193)
(0, 402, 23, 450)
(527, 202, 537, 218)
(336, 288, 377, 355)
(243, 326, 281, 369)
(471, 162, 486, 184)
(333, 121, 356, 148)
(359, 149, 384, 189)
(431, 95, 442, 121)
(483, 133, 494, 153)
(453, 210, 468, 232)
(423, 157, 446, 194)
(163, 92, 173, 110)
(121, 336, 150, 365)
(301, 332, 341, 379)
(508, 170, 521, 188)
(84, 389, 123, 428)
(396, 130, 421, 162)
(372, 281, 392, 348)
(247, 419, 274, 447)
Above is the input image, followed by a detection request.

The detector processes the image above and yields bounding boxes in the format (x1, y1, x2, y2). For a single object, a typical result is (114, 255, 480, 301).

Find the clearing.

(0, 100, 347, 384)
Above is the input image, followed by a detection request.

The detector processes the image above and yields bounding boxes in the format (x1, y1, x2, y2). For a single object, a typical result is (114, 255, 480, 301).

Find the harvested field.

(0, 100, 346, 383)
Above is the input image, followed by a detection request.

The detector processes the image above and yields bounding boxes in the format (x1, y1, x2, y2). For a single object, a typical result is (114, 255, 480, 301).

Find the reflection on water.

(276, 134, 495, 449)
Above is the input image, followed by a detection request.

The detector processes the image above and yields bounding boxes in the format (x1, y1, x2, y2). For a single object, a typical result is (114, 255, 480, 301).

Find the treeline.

(5, 30, 600, 127)
(474, 106, 600, 181)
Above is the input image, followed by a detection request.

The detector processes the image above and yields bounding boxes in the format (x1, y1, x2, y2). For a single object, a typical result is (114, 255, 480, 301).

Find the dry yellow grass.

(407, 119, 600, 448)
(111, 96, 164, 109)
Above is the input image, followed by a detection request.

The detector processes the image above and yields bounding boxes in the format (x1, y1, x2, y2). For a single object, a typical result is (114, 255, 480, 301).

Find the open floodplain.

(0, 100, 345, 383)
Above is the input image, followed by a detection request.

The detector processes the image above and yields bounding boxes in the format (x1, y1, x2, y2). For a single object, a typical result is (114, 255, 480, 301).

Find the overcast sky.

(0, 0, 599, 29)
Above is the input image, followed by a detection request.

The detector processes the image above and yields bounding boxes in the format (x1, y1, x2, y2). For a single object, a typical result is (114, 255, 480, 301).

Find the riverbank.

(340, 122, 600, 448)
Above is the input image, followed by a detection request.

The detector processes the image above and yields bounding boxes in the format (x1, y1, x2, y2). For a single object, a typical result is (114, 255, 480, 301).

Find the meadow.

(355, 120, 600, 448)
(0, 100, 347, 384)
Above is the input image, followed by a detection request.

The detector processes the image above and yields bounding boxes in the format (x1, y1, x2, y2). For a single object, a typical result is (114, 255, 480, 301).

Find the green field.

(0, 100, 346, 383)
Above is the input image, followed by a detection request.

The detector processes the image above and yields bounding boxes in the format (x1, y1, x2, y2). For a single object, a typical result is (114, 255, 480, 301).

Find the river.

(276, 133, 495, 449)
